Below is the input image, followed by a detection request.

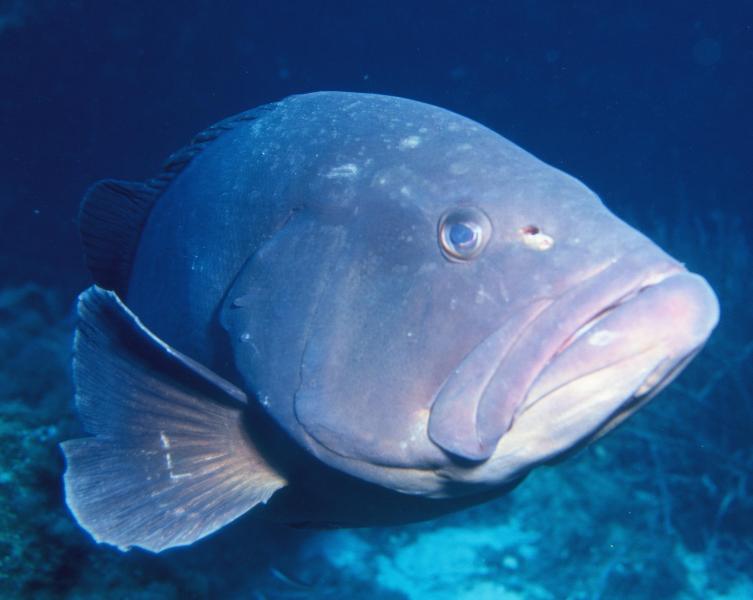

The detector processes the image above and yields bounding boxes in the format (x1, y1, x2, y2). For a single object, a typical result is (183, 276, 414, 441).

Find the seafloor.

(1, 210, 751, 599)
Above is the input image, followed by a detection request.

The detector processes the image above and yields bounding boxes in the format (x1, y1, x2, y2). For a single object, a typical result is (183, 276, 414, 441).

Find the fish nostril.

(519, 224, 554, 251)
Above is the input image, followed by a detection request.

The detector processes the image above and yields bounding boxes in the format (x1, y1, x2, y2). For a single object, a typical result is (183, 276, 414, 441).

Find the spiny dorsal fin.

(78, 180, 158, 297)
(78, 104, 278, 296)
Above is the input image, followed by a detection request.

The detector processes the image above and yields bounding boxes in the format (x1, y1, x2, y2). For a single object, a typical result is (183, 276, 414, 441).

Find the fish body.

(62, 92, 719, 552)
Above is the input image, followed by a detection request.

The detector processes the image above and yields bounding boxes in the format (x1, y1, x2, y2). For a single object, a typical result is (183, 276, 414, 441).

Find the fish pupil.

(449, 222, 476, 247)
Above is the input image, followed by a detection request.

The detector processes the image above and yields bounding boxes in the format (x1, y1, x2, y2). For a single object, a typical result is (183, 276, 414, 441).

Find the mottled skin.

(127, 92, 718, 500)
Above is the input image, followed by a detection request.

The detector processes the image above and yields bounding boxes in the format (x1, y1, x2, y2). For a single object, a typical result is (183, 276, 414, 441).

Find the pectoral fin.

(61, 286, 286, 553)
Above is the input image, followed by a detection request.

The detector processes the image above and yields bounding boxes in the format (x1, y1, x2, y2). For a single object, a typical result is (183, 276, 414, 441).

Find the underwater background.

(1, 1, 751, 598)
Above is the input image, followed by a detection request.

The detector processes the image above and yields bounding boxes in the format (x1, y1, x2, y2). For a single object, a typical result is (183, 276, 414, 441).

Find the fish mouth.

(519, 267, 719, 416)
(429, 248, 719, 462)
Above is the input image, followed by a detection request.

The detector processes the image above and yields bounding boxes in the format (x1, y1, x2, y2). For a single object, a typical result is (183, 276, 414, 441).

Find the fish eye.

(438, 207, 492, 261)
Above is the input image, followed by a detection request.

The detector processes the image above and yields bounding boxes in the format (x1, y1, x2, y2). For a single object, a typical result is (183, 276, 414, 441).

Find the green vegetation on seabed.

(0, 210, 751, 599)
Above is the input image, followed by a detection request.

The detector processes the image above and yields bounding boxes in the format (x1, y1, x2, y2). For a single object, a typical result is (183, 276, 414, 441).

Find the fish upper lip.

(550, 267, 682, 360)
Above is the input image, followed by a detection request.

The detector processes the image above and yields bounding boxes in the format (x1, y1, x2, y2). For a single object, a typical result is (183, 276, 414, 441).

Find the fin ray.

(62, 287, 286, 552)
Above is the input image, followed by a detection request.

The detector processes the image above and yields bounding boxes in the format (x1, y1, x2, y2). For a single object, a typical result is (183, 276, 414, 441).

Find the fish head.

(221, 93, 719, 495)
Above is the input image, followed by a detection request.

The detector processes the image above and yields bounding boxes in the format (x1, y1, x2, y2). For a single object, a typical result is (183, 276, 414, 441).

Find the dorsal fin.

(78, 180, 159, 297)
(78, 103, 278, 297)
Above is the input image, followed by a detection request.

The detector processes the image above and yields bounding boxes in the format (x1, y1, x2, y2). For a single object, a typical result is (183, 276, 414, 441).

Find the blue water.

(1, 2, 751, 598)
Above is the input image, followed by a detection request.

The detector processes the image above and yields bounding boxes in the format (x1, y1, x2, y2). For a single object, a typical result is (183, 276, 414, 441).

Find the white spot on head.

(409, 419, 425, 442)
(240, 332, 251, 342)
(475, 285, 494, 305)
(326, 163, 359, 178)
(189, 254, 203, 273)
(400, 185, 411, 197)
(399, 135, 421, 149)
(449, 162, 469, 175)
(498, 281, 510, 303)
(588, 329, 619, 346)
(232, 295, 252, 308)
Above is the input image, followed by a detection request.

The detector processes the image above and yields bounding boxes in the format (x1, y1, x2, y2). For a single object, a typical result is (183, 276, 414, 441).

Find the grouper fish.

(61, 92, 719, 552)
